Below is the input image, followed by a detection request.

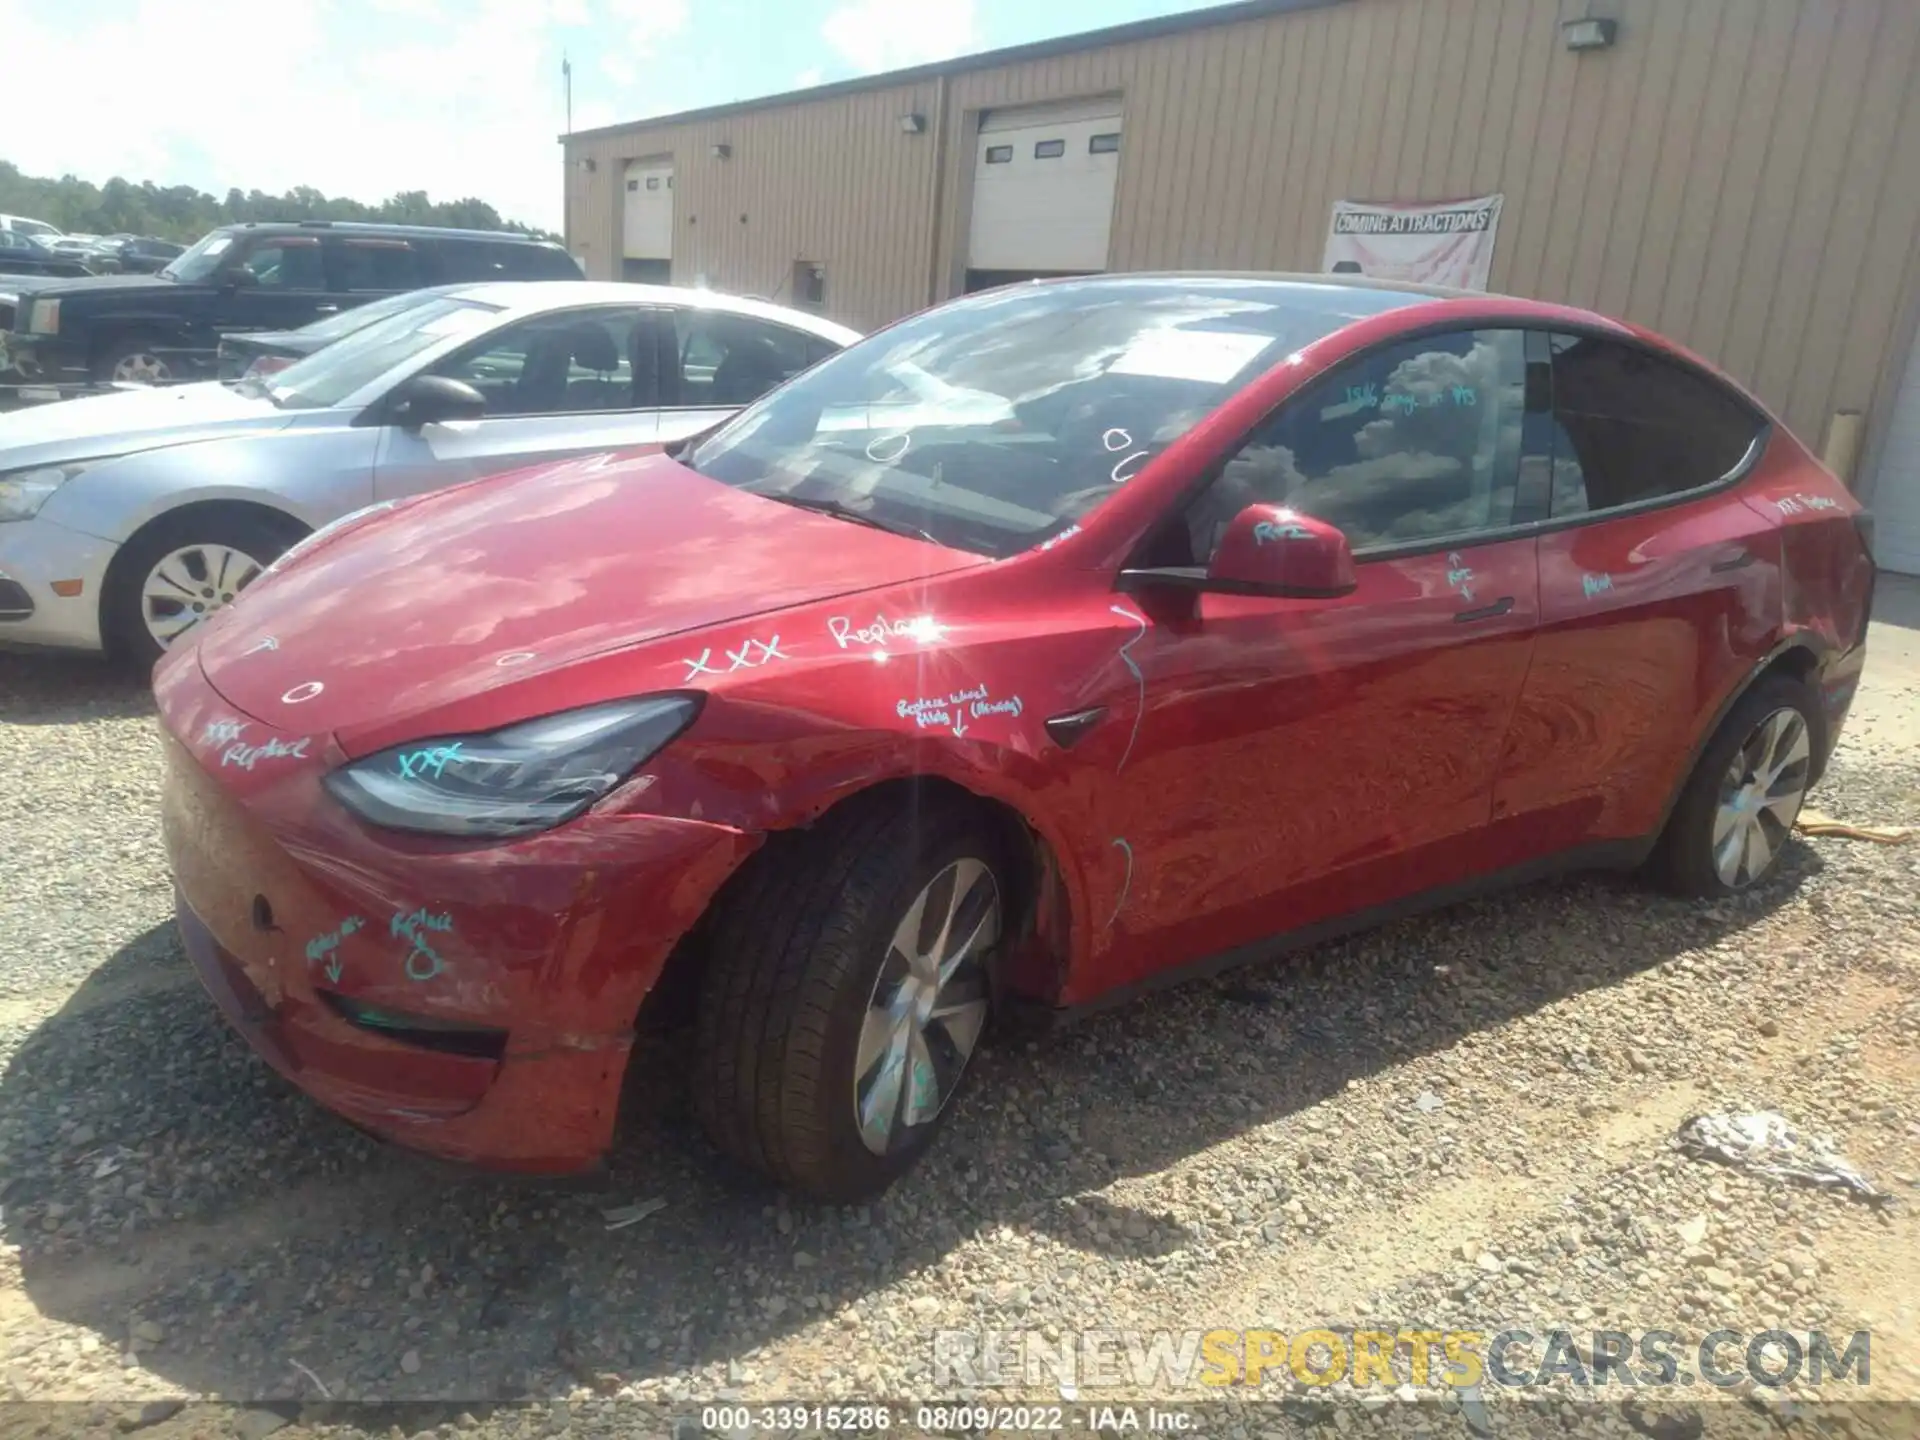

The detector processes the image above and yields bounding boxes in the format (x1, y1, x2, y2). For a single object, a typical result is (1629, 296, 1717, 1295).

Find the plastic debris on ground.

(1676, 1111, 1892, 1206)
(602, 1197, 668, 1230)
(1793, 809, 1915, 844)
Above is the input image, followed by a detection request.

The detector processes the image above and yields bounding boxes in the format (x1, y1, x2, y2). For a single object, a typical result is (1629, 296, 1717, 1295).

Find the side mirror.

(390, 375, 489, 429)
(1207, 505, 1357, 597)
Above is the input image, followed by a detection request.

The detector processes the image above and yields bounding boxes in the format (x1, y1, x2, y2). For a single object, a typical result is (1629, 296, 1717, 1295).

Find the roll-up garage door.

(965, 97, 1122, 283)
(623, 159, 674, 274)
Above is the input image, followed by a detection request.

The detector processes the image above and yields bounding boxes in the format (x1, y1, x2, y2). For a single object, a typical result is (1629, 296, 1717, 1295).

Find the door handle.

(1454, 596, 1515, 623)
(1710, 547, 1755, 573)
(1044, 706, 1108, 749)
(313, 304, 339, 315)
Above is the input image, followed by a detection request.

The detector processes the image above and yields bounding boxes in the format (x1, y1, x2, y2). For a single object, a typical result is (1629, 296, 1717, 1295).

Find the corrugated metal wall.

(565, 0, 1920, 456)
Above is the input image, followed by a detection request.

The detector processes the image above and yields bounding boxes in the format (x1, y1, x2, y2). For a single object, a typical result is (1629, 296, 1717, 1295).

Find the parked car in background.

(0, 221, 585, 400)
(0, 281, 856, 662)
(0, 229, 91, 279)
(217, 283, 468, 380)
(112, 236, 187, 275)
(143, 273, 1876, 1196)
(0, 214, 62, 243)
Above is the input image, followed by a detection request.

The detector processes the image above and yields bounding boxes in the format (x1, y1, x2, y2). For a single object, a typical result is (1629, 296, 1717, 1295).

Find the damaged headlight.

(323, 695, 701, 838)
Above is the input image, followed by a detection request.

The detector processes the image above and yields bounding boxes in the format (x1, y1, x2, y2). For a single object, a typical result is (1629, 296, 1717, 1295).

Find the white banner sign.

(1322, 194, 1504, 291)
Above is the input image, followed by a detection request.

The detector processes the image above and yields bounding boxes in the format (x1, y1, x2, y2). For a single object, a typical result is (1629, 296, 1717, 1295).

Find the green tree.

(0, 160, 556, 242)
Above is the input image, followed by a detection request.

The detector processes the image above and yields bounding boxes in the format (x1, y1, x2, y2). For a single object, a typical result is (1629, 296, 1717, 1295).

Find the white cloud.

(0, 0, 587, 232)
(609, 0, 689, 53)
(821, 0, 979, 74)
(795, 67, 825, 88)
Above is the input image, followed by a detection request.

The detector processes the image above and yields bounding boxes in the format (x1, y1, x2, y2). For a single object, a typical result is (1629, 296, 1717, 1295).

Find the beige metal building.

(562, 0, 1920, 575)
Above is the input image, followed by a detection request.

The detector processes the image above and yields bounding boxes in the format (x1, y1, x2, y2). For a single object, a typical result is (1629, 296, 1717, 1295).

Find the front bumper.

(0, 515, 116, 651)
(156, 672, 756, 1172)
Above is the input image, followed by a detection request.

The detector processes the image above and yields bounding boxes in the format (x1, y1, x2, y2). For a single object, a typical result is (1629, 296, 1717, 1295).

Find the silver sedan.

(0, 282, 858, 663)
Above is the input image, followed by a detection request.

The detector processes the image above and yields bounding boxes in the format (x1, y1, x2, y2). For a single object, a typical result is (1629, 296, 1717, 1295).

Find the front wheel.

(104, 511, 303, 669)
(692, 797, 1002, 1199)
(1650, 674, 1818, 897)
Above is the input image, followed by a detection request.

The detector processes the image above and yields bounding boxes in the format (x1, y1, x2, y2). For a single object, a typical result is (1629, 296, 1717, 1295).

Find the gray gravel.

(3, 602, 1918, 1437)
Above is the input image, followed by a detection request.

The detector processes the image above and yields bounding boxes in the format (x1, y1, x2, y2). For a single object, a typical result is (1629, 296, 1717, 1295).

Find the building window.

(1034, 139, 1066, 159)
(985, 144, 1013, 164)
(793, 260, 826, 310)
(627, 179, 639, 192)
(1089, 132, 1120, 154)
(647, 176, 661, 190)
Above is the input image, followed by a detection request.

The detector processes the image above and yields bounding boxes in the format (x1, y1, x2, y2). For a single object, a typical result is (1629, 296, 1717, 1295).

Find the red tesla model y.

(155, 275, 1875, 1198)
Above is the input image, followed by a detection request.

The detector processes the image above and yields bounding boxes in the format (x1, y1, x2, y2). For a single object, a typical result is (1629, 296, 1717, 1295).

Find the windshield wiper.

(760, 492, 937, 544)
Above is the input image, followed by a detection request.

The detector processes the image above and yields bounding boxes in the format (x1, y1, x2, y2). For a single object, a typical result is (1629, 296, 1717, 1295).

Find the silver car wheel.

(852, 857, 998, 1156)
(141, 543, 265, 649)
(112, 351, 172, 385)
(1711, 705, 1811, 889)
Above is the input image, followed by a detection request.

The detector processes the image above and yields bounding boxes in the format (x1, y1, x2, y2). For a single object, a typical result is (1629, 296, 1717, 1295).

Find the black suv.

(0, 221, 582, 397)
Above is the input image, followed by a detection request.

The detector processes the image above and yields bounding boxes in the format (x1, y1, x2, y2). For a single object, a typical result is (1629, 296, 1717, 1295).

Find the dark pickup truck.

(0, 219, 582, 400)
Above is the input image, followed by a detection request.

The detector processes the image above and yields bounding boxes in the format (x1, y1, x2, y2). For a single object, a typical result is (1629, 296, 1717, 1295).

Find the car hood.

(0, 381, 290, 469)
(194, 449, 985, 740)
(5, 271, 178, 302)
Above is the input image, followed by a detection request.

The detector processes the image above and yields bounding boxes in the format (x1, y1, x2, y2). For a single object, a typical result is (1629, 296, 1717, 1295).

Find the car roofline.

(444, 281, 863, 344)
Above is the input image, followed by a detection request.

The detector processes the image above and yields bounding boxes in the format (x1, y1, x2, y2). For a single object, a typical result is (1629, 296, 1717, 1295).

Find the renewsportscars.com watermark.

(933, 1327, 1873, 1391)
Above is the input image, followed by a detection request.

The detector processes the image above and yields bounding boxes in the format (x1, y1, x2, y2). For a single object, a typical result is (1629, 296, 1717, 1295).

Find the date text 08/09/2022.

(698, 1404, 1196, 1433)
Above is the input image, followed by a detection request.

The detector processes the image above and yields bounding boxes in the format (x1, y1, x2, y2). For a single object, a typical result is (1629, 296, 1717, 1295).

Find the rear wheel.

(691, 796, 1002, 1199)
(1650, 674, 1817, 897)
(104, 510, 303, 669)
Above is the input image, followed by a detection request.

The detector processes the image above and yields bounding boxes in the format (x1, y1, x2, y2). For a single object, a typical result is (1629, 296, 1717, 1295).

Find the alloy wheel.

(112, 351, 171, 385)
(140, 543, 265, 650)
(1711, 705, 1811, 888)
(852, 857, 998, 1155)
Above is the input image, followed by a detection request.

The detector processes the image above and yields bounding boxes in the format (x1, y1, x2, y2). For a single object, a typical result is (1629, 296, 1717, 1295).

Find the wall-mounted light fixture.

(1562, 16, 1618, 51)
(897, 113, 927, 134)
(577, 157, 597, 172)
(710, 142, 732, 160)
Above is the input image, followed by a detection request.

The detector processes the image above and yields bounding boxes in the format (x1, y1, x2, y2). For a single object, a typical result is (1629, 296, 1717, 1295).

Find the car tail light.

(243, 355, 295, 379)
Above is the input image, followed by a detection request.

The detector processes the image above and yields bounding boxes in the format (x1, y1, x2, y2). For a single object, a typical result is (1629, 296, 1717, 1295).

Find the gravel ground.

(2, 588, 1917, 1440)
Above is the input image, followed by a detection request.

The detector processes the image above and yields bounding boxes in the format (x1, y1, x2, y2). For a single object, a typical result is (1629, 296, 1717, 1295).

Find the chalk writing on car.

(391, 907, 455, 982)
(1582, 572, 1615, 599)
(281, 681, 325, 705)
(396, 742, 465, 780)
(1107, 837, 1134, 927)
(201, 718, 248, 747)
(305, 916, 365, 969)
(1253, 519, 1312, 544)
(1109, 604, 1148, 773)
(827, 613, 945, 650)
(220, 736, 311, 771)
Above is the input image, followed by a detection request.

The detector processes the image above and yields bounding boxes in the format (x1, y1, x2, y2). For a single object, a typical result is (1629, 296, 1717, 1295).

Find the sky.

(2, 0, 1221, 234)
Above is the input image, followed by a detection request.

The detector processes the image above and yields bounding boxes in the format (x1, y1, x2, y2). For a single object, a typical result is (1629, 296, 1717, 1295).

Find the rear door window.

(327, 238, 431, 294)
(1546, 334, 1766, 517)
(669, 311, 822, 407)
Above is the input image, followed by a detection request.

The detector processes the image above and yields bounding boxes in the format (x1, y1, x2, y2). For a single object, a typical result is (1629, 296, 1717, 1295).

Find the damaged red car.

(156, 274, 1876, 1199)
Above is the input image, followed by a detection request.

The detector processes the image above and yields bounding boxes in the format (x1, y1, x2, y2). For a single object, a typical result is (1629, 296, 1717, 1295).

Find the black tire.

(103, 509, 304, 670)
(93, 334, 175, 386)
(1648, 673, 1820, 898)
(691, 794, 1004, 1200)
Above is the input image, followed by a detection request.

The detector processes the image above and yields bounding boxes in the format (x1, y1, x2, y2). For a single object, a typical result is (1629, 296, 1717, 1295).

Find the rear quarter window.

(1547, 334, 1766, 517)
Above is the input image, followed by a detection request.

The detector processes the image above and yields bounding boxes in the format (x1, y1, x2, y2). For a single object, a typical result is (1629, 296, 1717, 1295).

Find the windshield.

(680, 277, 1413, 557)
(160, 231, 236, 282)
(266, 296, 503, 410)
